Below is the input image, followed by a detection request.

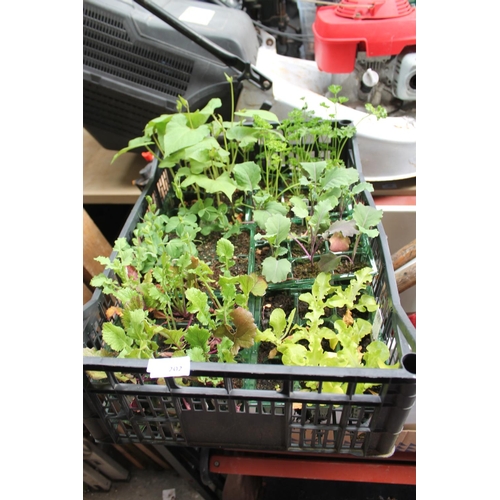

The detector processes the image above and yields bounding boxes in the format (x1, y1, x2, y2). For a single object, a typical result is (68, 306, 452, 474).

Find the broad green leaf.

(334, 318, 372, 347)
(233, 162, 261, 192)
(321, 381, 346, 393)
(356, 294, 379, 313)
(162, 116, 210, 157)
(238, 273, 268, 297)
(324, 219, 358, 238)
(265, 213, 291, 245)
(300, 161, 326, 184)
(180, 136, 222, 164)
(187, 97, 222, 128)
(290, 196, 309, 219)
(112, 136, 154, 163)
(219, 278, 237, 303)
(115, 289, 143, 309)
(120, 347, 140, 358)
(225, 123, 259, 141)
(311, 271, 334, 300)
(89, 274, 114, 292)
(351, 181, 374, 195)
(181, 172, 238, 200)
(353, 203, 383, 236)
(304, 336, 326, 366)
(321, 167, 359, 190)
(309, 199, 334, 233)
(352, 267, 374, 287)
(262, 257, 291, 283)
(336, 344, 363, 367)
(256, 328, 281, 344)
(253, 202, 288, 229)
(234, 108, 280, 123)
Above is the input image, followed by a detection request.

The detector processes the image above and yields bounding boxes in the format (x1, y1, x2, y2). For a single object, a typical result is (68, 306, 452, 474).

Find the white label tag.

(179, 6, 215, 26)
(147, 357, 191, 378)
(371, 308, 383, 341)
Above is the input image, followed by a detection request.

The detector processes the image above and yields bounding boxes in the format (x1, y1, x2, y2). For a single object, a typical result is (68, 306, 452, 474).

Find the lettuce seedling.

(254, 268, 395, 394)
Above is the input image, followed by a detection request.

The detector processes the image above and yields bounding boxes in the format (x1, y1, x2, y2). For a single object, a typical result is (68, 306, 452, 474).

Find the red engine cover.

(313, 0, 416, 74)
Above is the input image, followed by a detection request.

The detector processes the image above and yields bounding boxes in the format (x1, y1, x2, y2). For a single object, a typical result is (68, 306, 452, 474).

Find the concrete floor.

(83, 466, 203, 500)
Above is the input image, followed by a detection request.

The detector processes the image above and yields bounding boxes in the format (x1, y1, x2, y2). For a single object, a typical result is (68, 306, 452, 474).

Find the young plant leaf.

(229, 307, 258, 348)
(253, 201, 288, 230)
(187, 346, 207, 362)
(300, 161, 327, 184)
(213, 308, 257, 354)
(233, 161, 261, 192)
(363, 340, 392, 368)
(217, 337, 237, 363)
(102, 323, 133, 353)
(162, 115, 211, 157)
(185, 288, 212, 326)
(279, 343, 307, 366)
(265, 213, 291, 245)
(184, 325, 211, 353)
(262, 257, 291, 284)
(238, 273, 268, 297)
(180, 172, 238, 200)
(353, 203, 383, 238)
(234, 108, 280, 123)
(317, 253, 343, 273)
(158, 328, 186, 350)
(290, 196, 309, 219)
(321, 167, 359, 191)
(323, 219, 358, 239)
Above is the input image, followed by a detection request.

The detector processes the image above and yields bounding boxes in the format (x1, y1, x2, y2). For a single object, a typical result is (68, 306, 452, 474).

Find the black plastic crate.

(83, 131, 416, 458)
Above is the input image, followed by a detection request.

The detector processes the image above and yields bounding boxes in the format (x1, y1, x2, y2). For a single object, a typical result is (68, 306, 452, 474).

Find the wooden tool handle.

(395, 262, 416, 293)
(391, 239, 416, 271)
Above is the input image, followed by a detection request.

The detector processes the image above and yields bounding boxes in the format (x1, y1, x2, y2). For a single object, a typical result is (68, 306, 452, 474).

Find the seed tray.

(83, 132, 416, 457)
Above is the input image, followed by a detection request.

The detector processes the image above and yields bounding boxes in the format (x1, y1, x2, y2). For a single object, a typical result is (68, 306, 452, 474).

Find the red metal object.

(210, 453, 416, 485)
(313, 0, 416, 73)
(373, 195, 416, 206)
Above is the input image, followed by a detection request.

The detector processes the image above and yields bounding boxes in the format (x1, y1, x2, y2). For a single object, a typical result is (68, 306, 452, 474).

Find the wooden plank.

(83, 208, 113, 287)
(83, 462, 112, 491)
(134, 443, 172, 470)
(112, 444, 146, 470)
(83, 438, 129, 480)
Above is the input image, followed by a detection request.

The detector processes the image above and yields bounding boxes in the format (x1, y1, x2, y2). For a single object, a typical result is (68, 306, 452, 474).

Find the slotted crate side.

(83, 226, 415, 456)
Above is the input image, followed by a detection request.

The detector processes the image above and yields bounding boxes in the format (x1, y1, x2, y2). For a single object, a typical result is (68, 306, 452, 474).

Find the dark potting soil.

(292, 256, 367, 279)
(196, 229, 251, 282)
